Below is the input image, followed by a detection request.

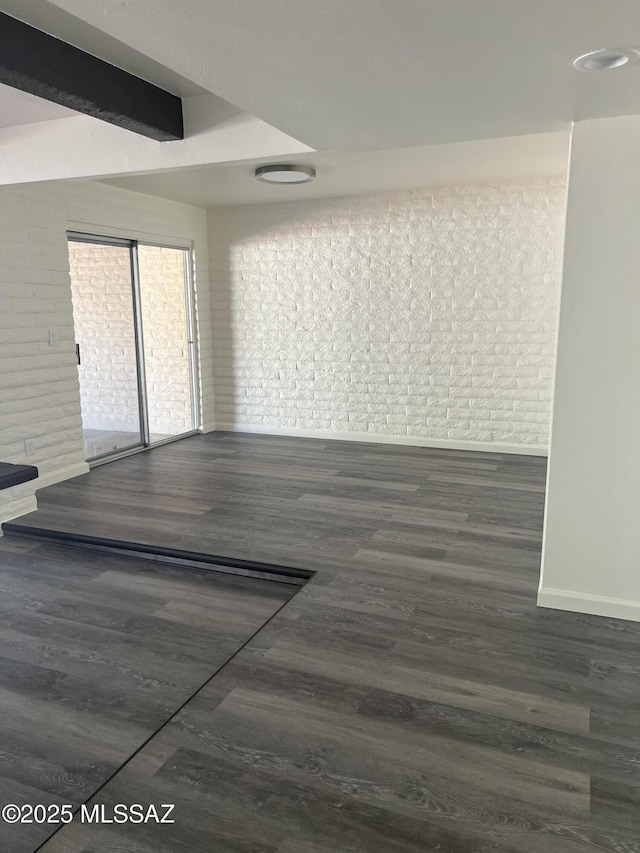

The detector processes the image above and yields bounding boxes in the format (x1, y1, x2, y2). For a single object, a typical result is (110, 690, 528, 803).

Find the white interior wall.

(208, 178, 566, 452)
(0, 181, 212, 525)
(539, 115, 640, 622)
(0, 183, 80, 523)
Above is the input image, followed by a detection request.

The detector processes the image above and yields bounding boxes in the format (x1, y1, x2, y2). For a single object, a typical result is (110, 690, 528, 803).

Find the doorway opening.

(68, 233, 199, 464)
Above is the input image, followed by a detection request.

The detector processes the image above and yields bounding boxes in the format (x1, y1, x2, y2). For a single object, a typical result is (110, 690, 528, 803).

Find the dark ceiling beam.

(0, 12, 183, 141)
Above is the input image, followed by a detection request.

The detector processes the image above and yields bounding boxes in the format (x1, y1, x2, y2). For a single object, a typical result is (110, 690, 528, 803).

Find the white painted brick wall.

(0, 184, 80, 522)
(208, 177, 566, 450)
(0, 182, 212, 524)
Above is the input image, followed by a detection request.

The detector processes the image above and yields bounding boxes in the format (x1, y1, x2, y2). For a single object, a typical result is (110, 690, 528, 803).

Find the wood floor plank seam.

(26, 574, 305, 853)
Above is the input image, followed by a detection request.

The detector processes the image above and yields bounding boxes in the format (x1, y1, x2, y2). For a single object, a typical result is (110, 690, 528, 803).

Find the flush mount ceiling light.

(255, 164, 316, 184)
(573, 48, 640, 71)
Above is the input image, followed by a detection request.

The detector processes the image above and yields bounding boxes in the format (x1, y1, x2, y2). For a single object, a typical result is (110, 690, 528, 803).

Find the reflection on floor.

(83, 428, 169, 460)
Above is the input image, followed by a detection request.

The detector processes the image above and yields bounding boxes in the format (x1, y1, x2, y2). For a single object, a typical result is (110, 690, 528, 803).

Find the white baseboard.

(215, 423, 548, 457)
(537, 587, 640, 623)
(35, 461, 90, 491)
(0, 495, 38, 530)
(199, 422, 217, 434)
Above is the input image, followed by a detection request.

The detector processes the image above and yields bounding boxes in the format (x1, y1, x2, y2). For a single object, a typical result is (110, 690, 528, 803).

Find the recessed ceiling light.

(573, 48, 639, 71)
(255, 164, 316, 184)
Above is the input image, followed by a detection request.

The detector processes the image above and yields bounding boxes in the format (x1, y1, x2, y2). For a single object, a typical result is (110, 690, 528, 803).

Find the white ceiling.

(103, 131, 570, 208)
(0, 83, 77, 127)
(10, 0, 640, 151)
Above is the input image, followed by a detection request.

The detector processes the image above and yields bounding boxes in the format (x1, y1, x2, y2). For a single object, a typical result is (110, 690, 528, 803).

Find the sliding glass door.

(68, 237, 144, 461)
(137, 245, 196, 440)
(68, 234, 197, 463)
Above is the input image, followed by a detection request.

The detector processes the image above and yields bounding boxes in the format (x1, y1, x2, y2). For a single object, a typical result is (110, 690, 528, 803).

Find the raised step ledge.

(0, 462, 38, 491)
(1, 523, 312, 586)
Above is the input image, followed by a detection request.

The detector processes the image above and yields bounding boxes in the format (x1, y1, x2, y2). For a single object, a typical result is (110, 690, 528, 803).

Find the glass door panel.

(68, 239, 144, 462)
(137, 245, 195, 441)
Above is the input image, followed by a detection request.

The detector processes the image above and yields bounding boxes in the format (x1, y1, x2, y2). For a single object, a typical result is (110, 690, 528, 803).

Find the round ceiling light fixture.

(573, 48, 640, 71)
(255, 164, 316, 184)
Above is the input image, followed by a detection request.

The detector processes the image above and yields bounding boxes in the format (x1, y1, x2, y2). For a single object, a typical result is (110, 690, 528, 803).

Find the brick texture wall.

(0, 184, 81, 522)
(0, 182, 211, 524)
(208, 178, 566, 451)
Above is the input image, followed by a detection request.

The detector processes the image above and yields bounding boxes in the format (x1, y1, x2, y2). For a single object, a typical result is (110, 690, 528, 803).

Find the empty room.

(1, 3, 639, 852)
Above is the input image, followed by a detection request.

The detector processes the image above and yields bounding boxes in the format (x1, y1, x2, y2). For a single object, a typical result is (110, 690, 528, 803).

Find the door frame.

(67, 229, 201, 466)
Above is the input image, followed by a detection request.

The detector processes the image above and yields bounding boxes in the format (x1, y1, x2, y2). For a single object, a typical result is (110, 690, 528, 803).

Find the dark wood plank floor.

(5, 432, 640, 852)
(0, 534, 295, 852)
